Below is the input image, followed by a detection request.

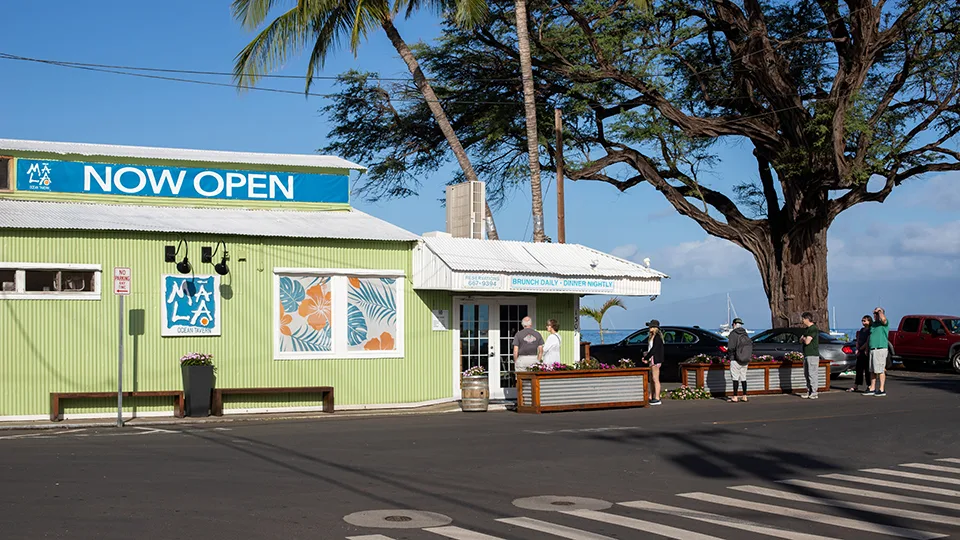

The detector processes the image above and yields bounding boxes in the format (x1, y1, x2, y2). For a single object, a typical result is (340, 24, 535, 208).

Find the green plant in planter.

(662, 386, 712, 400)
(682, 353, 727, 365)
(784, 351, 805, 363)
(462, 365, 486, 377)
(180, 352, 215, 371)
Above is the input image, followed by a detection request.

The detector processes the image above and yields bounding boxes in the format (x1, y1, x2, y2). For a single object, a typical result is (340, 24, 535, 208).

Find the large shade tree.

(231, 0, 502, 239)
(320, 0, 960, 327)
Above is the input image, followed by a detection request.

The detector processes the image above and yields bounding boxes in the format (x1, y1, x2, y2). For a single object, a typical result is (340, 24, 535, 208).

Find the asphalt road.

(2, 369, 959, 540)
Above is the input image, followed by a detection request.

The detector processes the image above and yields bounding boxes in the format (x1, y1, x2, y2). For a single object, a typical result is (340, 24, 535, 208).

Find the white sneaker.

(809, 394, 819, 400)
(800, 393, 811, 399)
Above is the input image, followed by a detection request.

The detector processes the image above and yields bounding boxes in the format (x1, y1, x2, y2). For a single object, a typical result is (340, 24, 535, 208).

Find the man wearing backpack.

(726, 318, 753, 402)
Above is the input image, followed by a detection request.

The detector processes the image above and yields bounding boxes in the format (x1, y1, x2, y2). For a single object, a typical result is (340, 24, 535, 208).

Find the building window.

(0, 264, 101, 299)
(275, 270, 404, 359)
(0, 269, 15, 292)
(277, 275, 334, 353)
(347, 277, 398, 352)
(0, 157, 11, 190)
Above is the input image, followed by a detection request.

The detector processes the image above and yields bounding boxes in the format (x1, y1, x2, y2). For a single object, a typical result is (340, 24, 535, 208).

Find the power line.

(0, 52, 523, 106)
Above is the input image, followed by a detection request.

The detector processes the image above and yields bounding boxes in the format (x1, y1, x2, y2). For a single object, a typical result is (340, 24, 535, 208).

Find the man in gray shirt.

(513, 316, 544, 372)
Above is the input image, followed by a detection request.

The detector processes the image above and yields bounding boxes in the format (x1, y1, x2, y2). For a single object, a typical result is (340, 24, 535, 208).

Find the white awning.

(413, 236, 666, 296)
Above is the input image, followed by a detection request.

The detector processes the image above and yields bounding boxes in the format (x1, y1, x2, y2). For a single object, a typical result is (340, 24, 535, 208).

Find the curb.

(0, 402, 509, 431)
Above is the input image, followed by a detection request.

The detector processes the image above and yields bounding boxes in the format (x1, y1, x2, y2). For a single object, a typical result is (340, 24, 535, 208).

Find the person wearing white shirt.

(542, 319, 561, 364)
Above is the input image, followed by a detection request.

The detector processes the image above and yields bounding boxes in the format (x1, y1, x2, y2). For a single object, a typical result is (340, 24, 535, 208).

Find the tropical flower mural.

(348, 277, 398, 352)
(278, 276, 332, 352)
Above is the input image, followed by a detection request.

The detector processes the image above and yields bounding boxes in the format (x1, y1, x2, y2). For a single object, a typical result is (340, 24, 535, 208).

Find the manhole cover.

(513, 496, 613, 512)
(343, 509, 453, 529)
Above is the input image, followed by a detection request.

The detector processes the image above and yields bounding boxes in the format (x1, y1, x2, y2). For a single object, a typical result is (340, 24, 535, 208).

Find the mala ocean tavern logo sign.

(16, 158, 349, 204)
(161, 275, 222, 337)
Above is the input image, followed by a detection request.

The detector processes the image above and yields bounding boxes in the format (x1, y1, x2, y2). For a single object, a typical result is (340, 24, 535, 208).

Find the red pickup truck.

(888, 315, 960, 373)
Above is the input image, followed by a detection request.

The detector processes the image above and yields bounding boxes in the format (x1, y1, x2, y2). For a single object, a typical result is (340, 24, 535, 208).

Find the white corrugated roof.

(421, 236, 667, 278)
(0, 199, 417, 242)
(0, 138, 365, 171)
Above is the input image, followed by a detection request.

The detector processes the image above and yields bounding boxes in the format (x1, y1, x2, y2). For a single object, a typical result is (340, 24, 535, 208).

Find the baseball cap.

(646, 319, 660, 328)
(732, 317, 743, 325)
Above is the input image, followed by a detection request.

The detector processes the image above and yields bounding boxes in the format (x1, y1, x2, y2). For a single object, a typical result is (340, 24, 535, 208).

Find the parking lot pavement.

(0, 368, 957, 539)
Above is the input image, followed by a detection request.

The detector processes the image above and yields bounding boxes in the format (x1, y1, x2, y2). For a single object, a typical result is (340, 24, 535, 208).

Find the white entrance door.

(455, 298, 535, 401)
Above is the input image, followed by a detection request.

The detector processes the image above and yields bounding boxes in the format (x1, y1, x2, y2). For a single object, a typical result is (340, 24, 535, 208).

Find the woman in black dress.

(643, 319, 665, 405)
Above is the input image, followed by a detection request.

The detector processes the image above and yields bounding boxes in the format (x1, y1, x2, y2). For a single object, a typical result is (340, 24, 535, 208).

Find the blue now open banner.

(16, 158, 349, 204)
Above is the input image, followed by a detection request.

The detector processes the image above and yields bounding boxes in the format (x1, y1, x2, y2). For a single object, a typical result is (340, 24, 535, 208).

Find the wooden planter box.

(516, 368, 650, 413)
(680, 360, 831, 397)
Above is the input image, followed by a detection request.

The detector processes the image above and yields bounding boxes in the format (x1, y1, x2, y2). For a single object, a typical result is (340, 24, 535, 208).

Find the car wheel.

(952, 350, 960, 375)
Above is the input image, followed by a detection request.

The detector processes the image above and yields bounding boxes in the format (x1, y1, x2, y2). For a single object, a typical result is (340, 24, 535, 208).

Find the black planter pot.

(181, 365, 215, 417)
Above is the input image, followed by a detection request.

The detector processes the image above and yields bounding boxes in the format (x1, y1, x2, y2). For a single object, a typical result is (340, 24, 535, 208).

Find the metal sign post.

(113, 268, 131, 427)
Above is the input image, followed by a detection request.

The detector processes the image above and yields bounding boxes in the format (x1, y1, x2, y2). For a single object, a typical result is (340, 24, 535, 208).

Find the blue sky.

(1, 2, 958, 331)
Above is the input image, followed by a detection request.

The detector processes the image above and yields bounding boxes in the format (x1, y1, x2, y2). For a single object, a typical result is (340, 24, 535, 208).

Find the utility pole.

(555, 108, 566, 244)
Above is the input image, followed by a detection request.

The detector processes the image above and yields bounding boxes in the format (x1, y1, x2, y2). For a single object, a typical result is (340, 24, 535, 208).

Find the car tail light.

(718, 345, 728, 353)
(842, 345, 854, 355)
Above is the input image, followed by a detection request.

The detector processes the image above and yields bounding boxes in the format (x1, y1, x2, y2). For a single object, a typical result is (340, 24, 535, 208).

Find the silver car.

(750, 328, 857, 378)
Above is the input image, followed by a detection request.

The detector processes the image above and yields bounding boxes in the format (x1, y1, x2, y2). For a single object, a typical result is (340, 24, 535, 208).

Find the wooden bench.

(50, 391, 185, 422)
(211, 386, 334, 416)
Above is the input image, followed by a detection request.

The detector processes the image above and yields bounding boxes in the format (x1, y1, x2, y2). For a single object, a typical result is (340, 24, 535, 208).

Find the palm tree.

(579, 297, 626, 344)
(513, 0, 546, 242)
(232, 0, 501, 239)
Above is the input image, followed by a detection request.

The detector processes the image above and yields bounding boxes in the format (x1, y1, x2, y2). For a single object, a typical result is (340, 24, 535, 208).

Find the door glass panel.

(460, 304, 489, 373)
(499, 304, 529, 389)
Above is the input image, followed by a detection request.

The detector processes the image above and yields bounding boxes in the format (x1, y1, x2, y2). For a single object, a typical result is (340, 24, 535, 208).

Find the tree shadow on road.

(578, 425, 944, 535)
(888, 370, 960, 395)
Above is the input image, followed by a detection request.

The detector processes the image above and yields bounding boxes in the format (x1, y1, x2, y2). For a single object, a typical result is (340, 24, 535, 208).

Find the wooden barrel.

(460, 376, 489, 412)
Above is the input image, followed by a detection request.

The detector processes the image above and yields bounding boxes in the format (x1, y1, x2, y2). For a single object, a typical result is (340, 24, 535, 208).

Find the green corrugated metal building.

(0, 139, 664, 421)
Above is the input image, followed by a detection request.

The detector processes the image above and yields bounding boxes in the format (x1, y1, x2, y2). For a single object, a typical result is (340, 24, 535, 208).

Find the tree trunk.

(380, 17, 500, 240)
(754, 224, 830, 329)
(513, 0, 546, 242)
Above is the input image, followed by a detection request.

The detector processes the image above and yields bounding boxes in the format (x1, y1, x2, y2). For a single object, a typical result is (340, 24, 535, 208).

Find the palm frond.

(233, 5, 311, 89)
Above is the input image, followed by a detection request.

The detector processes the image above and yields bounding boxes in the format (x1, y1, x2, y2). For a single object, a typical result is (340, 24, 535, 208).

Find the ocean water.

(580, 328, 858, 344)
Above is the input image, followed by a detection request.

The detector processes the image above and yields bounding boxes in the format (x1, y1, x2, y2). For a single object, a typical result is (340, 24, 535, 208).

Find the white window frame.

(273, 268, 405, 360)
(0, 156, 11, 191)
(0, 263, 102, 300)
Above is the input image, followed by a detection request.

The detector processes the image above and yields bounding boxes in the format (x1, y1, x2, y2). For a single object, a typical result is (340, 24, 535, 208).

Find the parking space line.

(820, 473, 960, 498)
(497, 516, 617, 539)
(781, 479, 960, 510)
(678, 492, 946, 540)
(620, 500, 842, 540)
(346, 536, 396, 540)
(562, 509, 726, 540)
(729, 485, 960, 527)
(936, 458, 960, 465)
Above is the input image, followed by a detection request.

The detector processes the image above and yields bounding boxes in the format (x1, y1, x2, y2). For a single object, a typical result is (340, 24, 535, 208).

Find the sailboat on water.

(718, 293, 754, 337)
(828, 307, 847, 339)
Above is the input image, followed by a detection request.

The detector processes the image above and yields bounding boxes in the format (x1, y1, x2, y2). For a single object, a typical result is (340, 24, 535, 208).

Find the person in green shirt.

(864, 307, 890, 396)
(800, 312, 821, 399)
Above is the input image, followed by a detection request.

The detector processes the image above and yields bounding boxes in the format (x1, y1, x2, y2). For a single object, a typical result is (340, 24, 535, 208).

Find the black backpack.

(733, 332, 753, 363)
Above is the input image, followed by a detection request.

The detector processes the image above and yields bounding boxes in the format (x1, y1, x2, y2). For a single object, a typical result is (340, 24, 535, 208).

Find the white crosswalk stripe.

(345, 458, 960, 540)
(864, 467, 960, 485)
(678, 491, 947, 539)
(782, 478, 960, 510)
(729, 485, 960, 527)
(562, 509, 727, 540)
(820, 472, 960, 498)
(619, 500, 843, 540)
(497, 517, 617, 539)
(423, 526, 506, 540)
(901, 462, 960, 475)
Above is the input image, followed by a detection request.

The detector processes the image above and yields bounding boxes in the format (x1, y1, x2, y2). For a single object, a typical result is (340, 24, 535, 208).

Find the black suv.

(588, 326, 729, 382)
